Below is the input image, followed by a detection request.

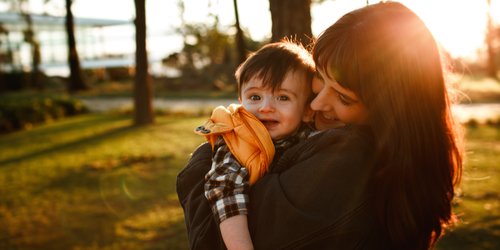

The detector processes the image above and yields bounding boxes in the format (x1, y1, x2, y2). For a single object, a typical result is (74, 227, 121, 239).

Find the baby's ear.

(302, 106, 315, 123)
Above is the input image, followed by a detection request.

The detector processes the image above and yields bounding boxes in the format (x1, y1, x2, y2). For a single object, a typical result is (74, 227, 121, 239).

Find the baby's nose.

(258, 98, 275, 112)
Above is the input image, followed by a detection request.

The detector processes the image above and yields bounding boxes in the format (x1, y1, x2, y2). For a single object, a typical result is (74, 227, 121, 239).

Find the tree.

(164, 23, 231, 89)
(65, 0, 88, 92)
(269, 0, 312, 46)
(233, 0, 246, 64)
(15, 0, 42, 89)
(166, 1, 258, 91)
(133, 0, 154, 125)
(486, 0, 498, 79)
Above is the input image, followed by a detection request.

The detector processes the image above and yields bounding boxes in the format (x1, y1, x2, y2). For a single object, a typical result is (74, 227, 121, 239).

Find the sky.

(70, 0, 500, 60)
(2, 0, 500, 72)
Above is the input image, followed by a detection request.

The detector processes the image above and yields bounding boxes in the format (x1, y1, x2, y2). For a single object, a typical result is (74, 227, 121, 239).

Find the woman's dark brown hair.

(313, 2, 463, 249)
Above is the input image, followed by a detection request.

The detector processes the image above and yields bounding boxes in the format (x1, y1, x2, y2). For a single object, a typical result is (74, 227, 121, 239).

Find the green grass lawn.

(0, 113, 498, 249)
(436, 125, 500, 250)
(0, 113, 206, 249)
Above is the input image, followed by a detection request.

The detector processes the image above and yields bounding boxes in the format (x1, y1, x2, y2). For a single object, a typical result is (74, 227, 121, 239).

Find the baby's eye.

(277, 95, 289, 101)
(249, 95, 261, 101)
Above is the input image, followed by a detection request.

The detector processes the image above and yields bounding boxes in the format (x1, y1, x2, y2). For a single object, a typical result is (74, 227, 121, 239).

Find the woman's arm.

(248, 128, 381, 249)
(176, 143, 226, 250)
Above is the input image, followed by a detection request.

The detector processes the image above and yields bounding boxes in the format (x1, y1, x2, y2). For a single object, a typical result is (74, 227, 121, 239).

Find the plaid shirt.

(204, 124, 313, 223)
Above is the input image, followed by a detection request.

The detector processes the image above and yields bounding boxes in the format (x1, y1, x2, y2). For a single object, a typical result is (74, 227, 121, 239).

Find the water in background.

(81, 98, 500, 123)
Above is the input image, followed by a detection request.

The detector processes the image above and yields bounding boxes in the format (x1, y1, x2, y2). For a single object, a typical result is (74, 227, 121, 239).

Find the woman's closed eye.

(337, 92, 353, 106)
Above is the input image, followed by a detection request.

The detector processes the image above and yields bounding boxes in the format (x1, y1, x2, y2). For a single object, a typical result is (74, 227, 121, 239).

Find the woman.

(177, 2, 462, 249)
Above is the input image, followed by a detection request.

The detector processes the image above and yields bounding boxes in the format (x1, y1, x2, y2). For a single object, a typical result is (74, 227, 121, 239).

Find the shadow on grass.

(1, 156, 189, 250)
(0, 115, 135, 167)
(1, 113, 126, 139)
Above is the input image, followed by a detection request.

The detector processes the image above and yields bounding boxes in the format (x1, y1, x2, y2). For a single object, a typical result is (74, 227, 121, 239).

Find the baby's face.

(240, 71, 312, 140)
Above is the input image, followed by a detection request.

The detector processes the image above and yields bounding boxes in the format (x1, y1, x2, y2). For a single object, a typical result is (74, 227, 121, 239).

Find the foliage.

(0, 92, 88, 133)
(0, 113, 498, 249)
(105, 67, 133, 81)
(0, 71, 55, 92)
(163, 22, 263, 92)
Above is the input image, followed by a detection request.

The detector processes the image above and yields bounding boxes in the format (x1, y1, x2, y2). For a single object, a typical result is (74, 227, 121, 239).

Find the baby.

(195, 40, 315, 249)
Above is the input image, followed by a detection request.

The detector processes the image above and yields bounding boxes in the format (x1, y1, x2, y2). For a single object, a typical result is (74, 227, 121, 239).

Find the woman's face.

(311, 70, 368, 130)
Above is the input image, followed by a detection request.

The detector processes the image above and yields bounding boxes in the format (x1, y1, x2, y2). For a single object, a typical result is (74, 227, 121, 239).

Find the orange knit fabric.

(194, 104, 275, 185)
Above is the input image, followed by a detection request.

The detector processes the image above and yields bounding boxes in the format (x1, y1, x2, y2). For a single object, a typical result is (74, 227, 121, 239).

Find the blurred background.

(0, 0, 499, 249)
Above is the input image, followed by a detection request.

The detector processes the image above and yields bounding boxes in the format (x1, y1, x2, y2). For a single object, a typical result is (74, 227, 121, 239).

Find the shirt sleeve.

(204, 143, 250, 223)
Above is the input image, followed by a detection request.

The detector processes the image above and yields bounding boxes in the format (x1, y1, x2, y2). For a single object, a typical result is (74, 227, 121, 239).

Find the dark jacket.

(176, 142, 226, 250)
(177, 126, 389, 249)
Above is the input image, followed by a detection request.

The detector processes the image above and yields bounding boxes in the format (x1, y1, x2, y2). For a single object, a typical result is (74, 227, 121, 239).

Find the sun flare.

(312, 0, 500, 59)
(403, 0, 498, 59)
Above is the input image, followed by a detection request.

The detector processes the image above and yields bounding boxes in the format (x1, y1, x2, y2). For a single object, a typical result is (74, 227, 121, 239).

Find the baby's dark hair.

(235, 39, 315, 97)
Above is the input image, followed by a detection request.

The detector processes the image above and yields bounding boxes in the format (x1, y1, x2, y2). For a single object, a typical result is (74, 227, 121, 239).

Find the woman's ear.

(302, 106, 315, 123)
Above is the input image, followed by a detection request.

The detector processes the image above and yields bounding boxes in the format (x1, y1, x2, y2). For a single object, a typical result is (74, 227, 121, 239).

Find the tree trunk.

(269, 0, 312, 46)
(233, 0, 246, 64)
(133, 0, 154, 125)
(65, 0, 88, 92)
(486, 0, 497, 79)
(20, 9, 42, 89)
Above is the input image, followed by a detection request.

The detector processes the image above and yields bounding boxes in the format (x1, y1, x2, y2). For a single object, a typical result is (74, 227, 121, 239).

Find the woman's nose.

(310, 90, 328, 111)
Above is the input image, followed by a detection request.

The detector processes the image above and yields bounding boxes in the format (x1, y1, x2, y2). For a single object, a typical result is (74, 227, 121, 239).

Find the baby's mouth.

(261, 119, 279, 128)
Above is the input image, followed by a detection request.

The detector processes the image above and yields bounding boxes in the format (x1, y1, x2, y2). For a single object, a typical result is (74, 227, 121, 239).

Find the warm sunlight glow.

(52, 0, 500, 60)
(313, 0, 500, 60)
(5, 0, 500, 63)
(403, 0, 494, 59)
